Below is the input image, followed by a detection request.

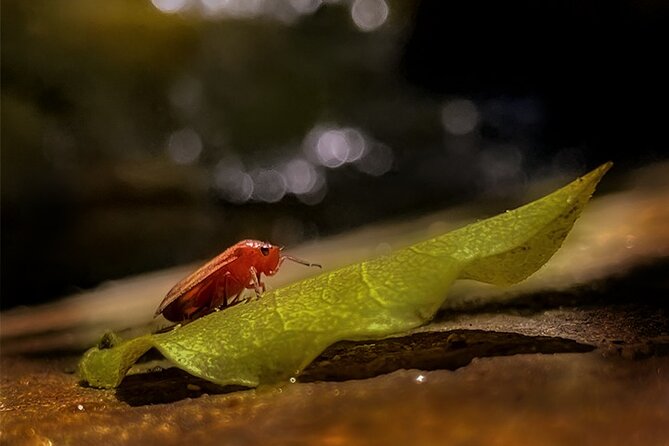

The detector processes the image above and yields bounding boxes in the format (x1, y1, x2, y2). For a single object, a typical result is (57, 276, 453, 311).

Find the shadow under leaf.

(299, 329, 594, 382)
(116, 366, 248, 406)
(116, 329, 593, 405)
(436, 259, 669, 319)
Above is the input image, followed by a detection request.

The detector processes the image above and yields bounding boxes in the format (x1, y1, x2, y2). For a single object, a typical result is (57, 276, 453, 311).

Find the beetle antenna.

(282, 254, 321, 268)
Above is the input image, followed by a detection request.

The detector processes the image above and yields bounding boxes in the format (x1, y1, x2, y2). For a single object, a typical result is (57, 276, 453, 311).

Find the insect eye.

(260, 246, 270, 256)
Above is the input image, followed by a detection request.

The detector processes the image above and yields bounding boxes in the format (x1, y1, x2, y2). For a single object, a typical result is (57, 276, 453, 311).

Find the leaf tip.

(584, 161, 613, 183)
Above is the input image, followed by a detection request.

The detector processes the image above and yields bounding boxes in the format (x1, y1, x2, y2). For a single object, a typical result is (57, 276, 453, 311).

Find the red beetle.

(155, 240, 320, 322)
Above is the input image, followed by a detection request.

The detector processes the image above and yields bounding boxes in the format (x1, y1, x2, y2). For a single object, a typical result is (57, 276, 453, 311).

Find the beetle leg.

(220, 275, 228, 308)
(211, 272, 232, 310)
(249, 266, 263, 299)
(231, 290, 245, 304)
(255, 268, 266, 294)
(189, 305, 211, 321)
(222, 275, 247, 307)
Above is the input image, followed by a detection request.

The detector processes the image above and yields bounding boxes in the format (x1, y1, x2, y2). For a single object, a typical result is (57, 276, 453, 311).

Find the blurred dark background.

(2, 0, 667, 310)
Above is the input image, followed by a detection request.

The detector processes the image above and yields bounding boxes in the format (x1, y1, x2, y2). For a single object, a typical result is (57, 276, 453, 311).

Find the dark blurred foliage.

(1, 0, 667, 309)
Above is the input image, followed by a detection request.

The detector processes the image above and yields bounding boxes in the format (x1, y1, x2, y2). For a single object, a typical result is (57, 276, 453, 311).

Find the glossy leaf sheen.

(79, 163, 612, 388)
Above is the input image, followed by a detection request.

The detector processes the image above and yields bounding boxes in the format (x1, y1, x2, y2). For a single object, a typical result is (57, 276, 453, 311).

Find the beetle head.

(255, 241, 283, 275)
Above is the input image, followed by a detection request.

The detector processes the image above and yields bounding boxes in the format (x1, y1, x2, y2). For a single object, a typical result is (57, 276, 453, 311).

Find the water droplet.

(625, 234, 636, 249)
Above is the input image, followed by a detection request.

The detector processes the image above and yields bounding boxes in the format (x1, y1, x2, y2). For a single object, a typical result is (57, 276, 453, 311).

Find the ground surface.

(2, 300, 668, 446)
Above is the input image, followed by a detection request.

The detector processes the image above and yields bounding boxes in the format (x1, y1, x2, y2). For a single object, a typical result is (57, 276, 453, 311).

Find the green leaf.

(79, 162, 612, 388)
